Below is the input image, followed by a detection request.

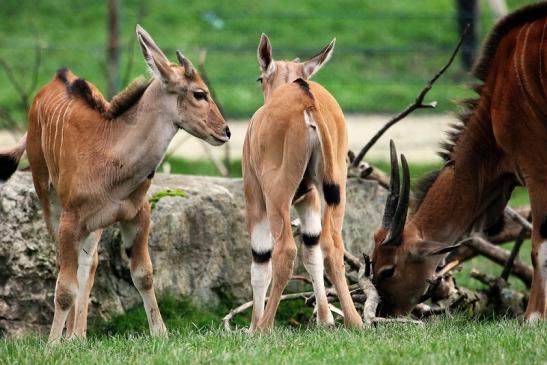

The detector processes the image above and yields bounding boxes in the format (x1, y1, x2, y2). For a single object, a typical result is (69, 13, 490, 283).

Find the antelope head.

(136, 25, 230, 146)
(256, 33, 336, 101)
(372, 141, 460, 316)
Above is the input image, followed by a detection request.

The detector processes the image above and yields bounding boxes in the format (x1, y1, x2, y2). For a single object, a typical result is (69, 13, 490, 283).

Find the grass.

(1, 315, 545, 365)
(0, 0, 536, 128)
(0, 158, 539, 364)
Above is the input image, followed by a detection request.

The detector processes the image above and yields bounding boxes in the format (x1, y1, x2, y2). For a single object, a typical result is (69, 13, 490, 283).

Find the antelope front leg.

(121, 201, 166, 336)
(67, 230, 102, 338)
(49, 212, 80, 343)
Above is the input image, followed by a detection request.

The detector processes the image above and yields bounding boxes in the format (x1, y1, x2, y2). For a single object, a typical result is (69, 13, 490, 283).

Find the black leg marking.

(252, 249, 272, 263)
(323, 182, 340, 206)
(302, 233, 320, 246)
(540, 216, 547, 239)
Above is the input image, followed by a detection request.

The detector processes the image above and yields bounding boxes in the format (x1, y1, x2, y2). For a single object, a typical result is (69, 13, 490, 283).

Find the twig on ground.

(223, 291, 314, 331)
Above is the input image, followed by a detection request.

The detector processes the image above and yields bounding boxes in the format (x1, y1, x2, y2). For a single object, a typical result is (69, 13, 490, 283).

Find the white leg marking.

(250, 217, 273, 328)
(251, 260, 272, 324)
(121, 222, 140, 252)
(295, 204, 321, 237)
(71, 231, 100, 336)
(302, 244, 334, 325)
(539, 241, 547, 299)
(251, 217, 273, 254)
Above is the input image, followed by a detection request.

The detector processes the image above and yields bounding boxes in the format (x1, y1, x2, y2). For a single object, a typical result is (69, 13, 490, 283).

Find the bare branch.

(500, 226, 527, 281)
(505, 206, 532, 231)
(223, 291, 314, 331)
(465, 236, 532, 287)
(351, 25, 469, 167)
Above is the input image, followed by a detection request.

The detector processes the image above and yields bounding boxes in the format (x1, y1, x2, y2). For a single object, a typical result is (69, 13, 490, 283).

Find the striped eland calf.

(0, 25, 230, 341)
(243, 34, 363, 331)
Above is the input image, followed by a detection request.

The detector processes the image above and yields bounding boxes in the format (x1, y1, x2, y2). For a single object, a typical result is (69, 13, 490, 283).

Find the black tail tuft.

(323, 182, 340, 206)
(540, 216, 547, 239)
(0, 153, 20, 182)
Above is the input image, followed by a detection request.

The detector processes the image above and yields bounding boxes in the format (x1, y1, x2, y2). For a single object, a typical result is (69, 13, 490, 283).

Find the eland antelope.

(242, 34, 363, 331)
(372, 2, 547, 322)
(0, 25, 230, 341)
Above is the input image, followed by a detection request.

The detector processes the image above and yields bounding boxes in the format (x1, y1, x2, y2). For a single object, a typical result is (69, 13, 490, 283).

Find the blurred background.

(0, 0, 536, 174)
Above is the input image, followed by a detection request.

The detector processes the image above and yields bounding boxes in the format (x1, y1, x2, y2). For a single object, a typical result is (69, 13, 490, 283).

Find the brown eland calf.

(372, 2, 547, 322)
(243, 34, 363, 331)
(0, 25, 230, 341)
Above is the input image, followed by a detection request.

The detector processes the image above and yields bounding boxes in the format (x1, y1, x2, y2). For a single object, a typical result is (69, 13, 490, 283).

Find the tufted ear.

(136, 24, 176, 84)
(303, 38, 336, 79)
(257, 33, 275, 76)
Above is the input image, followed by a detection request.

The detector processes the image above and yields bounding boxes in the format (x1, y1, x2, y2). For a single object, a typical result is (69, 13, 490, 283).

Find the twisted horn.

(382, 153, 410, 246)
(382, 140, 400, 229)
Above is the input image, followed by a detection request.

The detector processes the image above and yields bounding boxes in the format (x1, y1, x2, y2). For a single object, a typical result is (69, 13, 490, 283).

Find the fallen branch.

(465, 236, 532, 287)
(500, 226, 527, 281)
(223, 291, 314, 331)
(351, 25, 469, 167)
(505, 206, 532, 231)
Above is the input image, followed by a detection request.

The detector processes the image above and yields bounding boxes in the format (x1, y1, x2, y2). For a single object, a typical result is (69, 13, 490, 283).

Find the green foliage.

(161, 157, 242, 178)
(0, 0, 535, 128)
(149, 188, 187, 210)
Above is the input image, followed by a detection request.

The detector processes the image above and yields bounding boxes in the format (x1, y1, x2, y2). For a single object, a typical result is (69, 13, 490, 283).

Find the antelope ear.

(257, 33, 275, 76)
(136, 24, 176, 84)
(414, 240, 462, 257)
(303, 38, 336, 78)
(176, 50, 196, 79)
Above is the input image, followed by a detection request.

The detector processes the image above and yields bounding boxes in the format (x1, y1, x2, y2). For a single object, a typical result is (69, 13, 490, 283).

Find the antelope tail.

(307, 106, 340, 206)
(0, 132, 27, 182)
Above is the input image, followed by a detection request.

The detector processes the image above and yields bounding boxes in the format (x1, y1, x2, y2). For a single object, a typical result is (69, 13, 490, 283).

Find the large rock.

(0, 172, 386, 337)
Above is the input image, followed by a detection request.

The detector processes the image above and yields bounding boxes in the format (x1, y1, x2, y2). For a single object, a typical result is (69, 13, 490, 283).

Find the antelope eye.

(193, 91, 208, 101)
(375, 265, 395, 281)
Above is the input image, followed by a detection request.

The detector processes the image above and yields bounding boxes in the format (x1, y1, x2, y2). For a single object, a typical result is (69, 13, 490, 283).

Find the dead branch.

(500, 226, 527, 281)
(351, 25, 469, 168)
(357, 259, 380, 324)
(465, 236, 532, 287)
(505, 206, 532, 231)
(344, 250, 362, 271)
(223, 291, 314, 331)
(447, 206, 531, 264)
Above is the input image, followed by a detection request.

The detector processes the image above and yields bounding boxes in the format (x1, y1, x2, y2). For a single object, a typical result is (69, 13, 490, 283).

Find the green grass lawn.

(2, 316, 545, 365)
(0, 0, 536, 128)
(0, 159, 539, 364)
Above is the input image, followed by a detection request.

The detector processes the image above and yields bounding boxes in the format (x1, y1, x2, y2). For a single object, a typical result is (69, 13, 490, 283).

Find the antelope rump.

(372, 2, 547, 322)
(0, 25, 229, 341)
(242, 34, 363, 331)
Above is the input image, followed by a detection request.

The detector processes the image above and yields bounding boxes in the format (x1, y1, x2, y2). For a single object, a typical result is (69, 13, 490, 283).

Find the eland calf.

(243, 34, 363, 331)
(0, 25, 230, 341)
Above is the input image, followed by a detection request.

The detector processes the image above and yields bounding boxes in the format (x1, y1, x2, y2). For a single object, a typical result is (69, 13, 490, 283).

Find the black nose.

(225, 126, 231, 139)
